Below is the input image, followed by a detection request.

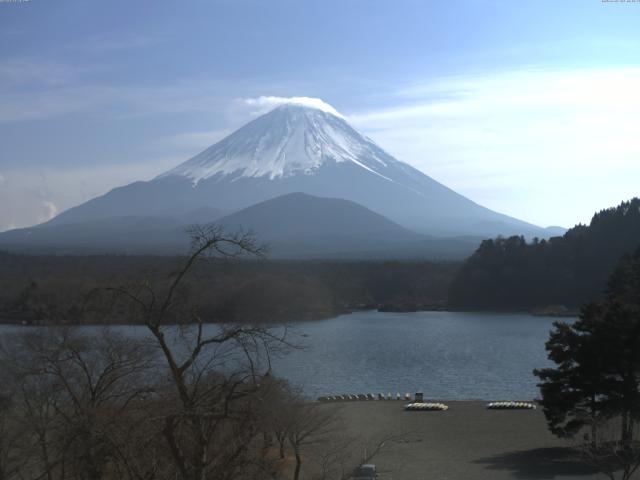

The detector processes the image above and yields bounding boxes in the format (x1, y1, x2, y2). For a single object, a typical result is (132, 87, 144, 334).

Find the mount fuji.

(0, 101, 558, 257)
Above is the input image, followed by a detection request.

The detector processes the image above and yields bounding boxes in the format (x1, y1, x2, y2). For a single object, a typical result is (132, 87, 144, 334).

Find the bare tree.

(256, 379, 398, 480)
(0, 327, 158, 480)
(286, 401, 340, 480)
(311, 429, 414, 480)
(0, 392, 23, 480)
(0, 225, 313, 480)
(310, 434, 356, 480)
(107, 225, 290, 480)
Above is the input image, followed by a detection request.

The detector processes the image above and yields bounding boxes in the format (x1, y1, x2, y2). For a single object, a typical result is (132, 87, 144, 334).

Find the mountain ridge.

(0, 192, 481, 258)
(44, 102, 550, 239)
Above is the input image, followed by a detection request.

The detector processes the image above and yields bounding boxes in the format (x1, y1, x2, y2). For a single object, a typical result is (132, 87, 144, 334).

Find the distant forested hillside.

(0, 253, 458, 325)
(450, 198, 640, 311)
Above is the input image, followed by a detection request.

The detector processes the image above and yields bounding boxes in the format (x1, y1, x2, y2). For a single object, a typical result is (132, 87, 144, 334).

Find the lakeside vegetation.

(3, 199, 640, 326)
(451, 198, 640, 312)
(0, 251, 458, 326)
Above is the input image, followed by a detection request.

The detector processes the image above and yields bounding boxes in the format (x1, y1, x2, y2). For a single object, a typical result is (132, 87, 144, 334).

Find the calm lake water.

(0, 311, 570, 401)
(271, 311, 567, 400)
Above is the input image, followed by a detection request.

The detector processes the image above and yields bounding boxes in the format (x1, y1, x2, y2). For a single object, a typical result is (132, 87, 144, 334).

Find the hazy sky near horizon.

(1, 0, 640, 232)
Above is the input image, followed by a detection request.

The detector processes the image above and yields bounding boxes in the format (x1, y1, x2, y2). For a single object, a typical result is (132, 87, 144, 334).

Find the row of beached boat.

(317, 395, 537, 411)
(404, 402, 449, 411)
(318, 393, 415, 402)
(486, 401, 536, 409)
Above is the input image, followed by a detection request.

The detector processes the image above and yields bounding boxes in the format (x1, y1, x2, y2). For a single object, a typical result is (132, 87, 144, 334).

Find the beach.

(331, 401, 603, 480)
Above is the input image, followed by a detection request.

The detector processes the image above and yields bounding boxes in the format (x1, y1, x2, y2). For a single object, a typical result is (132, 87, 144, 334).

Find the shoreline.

(0, 306, 579, 327)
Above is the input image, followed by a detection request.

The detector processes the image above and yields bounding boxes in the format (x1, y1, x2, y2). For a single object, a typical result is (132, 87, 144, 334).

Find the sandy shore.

(332, 401, 604, 480)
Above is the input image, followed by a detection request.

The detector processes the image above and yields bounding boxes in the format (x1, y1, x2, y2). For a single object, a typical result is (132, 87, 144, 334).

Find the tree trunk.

(275, 434, 285, 459)
(621, 411, 631, 447)
(38, 433, 54, 480)
(293, 446, 302, 480)
(590, 394, 598, 448)
(262, 431, 271, 450)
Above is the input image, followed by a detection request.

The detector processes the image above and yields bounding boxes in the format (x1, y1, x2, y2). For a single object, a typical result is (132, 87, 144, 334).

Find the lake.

(270, 311, 567, 400)
(0, 311, 569, 401)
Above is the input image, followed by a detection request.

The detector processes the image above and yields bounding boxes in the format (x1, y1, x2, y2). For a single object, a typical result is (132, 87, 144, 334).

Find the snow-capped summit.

(42, 100, 548, 239)
(244, 96, 343, 117)
(159, 103, 396, 183)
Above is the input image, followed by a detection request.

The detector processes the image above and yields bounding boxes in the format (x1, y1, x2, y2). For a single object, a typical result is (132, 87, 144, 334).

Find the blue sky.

(1, 0, 639, 231)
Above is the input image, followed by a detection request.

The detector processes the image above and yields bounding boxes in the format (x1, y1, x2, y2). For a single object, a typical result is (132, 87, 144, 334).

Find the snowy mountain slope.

(159, 104, 398, 182)
(44, 101, 545, 238)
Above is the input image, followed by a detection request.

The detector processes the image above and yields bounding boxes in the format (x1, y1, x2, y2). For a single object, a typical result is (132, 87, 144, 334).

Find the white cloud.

(347, 67, 640, 227)
(243, 96, 343, 118)
(40, 200, 59, 223)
